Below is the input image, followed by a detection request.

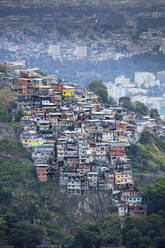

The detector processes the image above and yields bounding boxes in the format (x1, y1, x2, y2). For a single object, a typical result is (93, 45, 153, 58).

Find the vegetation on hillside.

(71, 214, 121, 248)
(0, 138, 75, 247)
(0, 136, 165, 247)
(119, 97, 160, 119)
(122, 213, 165, 248)
(126, 131, 165, 172)
(0, 139, 121, 247)
(36, 68, 46, 76)
(143, 177, 165, 215)
(88, 80, 116, 105)
(0, 64, 9, 77)
(123, 177, 165, 248)
(150, 108, 160, 120)
(119, 96, 149, 115)
(0, 84, 165, 247)
(0, 87, 24, 122)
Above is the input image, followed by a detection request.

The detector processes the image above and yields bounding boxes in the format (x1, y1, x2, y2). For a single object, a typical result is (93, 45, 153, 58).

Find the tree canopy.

(143, 177, 165, 215)
(150, 108, 160, 119)
(122, 214, 165, 248)
(95, 87, 109, 104)
(72, 214, 121, 248)
(88, 80, 106, 92)
(119, 96, 149, 115)
(135, 101, 148, 115)
(0, 64, 8, 77)
(88, 80, 116, 105)
(0, 139, 72, 247)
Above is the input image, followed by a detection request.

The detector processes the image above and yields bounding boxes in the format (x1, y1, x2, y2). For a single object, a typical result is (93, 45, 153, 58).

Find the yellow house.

(118, 135, 127, 142)
(31, 79, 43, 88)
(21, 138, 42, 147)
(27, 73, 33, 78)
(32, 83, 42, 88)
(21, 115, 31, 121)
(62, 89, 71, 96)
(88, 144, 96, 154)
(115, 172, 132, 185)
(32, 82, 42, 88)
(96, 146, 106, 156)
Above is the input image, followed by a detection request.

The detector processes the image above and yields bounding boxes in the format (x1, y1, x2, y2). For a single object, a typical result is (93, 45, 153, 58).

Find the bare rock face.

(55, 189, 113, 222)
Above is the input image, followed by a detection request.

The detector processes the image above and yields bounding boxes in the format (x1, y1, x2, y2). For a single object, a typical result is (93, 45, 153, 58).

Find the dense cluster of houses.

(10, 66, 161, 217)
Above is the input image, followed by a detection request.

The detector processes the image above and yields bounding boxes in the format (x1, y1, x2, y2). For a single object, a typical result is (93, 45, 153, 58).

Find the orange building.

(35, 166, 48, 181)
(53, 84, 63, 93)
(12, 78, 32, 94)
(31, 108, 44, 114)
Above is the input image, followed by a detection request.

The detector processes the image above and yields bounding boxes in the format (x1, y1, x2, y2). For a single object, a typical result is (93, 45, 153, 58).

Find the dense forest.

(0, 139, 74, 247)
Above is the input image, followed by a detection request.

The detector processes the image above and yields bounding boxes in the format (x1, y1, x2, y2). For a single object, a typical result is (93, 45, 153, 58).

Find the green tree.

(0, 104, 8, 122)
(0, 217, 7, 246)
(119, 96, 135, 111)
(135, 101, 148, 115)
(125, 228, 142, 248)
(150, 108, 159, 119)
(0, 64, 5, 73)
(88, 80, 106, 91)
(122, 215, 165, 248)
(0, 87, 17, 122)
(0, 184, 12, 204)
(143, 177, 165, 214)
(88, 80, 116, 105)
(119, 96, 131, 105)
(73, 222, 101, 248)
(138, 236, 153, 248)
(36, 69, 45, 76)
(139, 130, 154, 145)
(0, 64, 8, 77)
(108, 96, 116, 106)
(95, 87, 109, 104)
(126, 143, 152, 171)
(101, 214, 121, 246)
(7, 221, 43, 248)
(12, 109, 24, 122)
(119, 97, 148, 115)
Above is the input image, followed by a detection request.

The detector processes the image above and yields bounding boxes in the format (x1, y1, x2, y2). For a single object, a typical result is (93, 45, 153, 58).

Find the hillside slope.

(126, 130, 165, 187)
(127, 130, 165, 172)
(0, 138, 117, 247)
(0, 138, 165, 248)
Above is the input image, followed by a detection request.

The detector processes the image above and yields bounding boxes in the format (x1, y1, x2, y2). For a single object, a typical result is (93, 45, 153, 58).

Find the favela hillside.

(0, 62, 165, 248)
